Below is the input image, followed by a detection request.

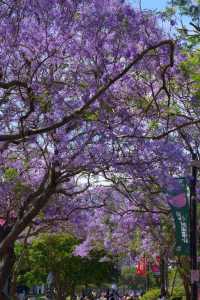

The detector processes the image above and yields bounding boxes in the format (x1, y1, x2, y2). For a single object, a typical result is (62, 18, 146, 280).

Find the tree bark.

(181, 269, 191, 300)
(0, 245, 15, 300)
(183, 278, 191, 300)
(177, 257, 191, 300)
(55, 283, 67, 300)
(55, 292, 66, 300)
(0, 169, 57, 300)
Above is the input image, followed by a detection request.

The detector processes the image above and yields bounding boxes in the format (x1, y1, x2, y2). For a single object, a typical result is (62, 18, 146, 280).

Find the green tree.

(16, 234, 118, 300)
(167, 0, 200, 47)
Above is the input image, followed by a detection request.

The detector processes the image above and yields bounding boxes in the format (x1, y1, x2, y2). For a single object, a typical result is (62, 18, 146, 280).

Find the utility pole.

(146, 260, 150, 292)
(160, 256, 166, 296)
(190, 157, 198, 300)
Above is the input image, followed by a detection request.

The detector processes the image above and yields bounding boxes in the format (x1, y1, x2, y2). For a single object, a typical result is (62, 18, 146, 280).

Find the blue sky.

(130, 0, 168, 10)
(140, 0, 168, 10)
(130, 0, 190, 26)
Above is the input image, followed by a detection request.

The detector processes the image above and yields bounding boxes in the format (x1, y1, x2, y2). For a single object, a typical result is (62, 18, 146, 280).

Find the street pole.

(46, 272, 54, 300)
(146, 260, 150, 292)
(160, 256, 166, 296)
(190, 158, 198, 300)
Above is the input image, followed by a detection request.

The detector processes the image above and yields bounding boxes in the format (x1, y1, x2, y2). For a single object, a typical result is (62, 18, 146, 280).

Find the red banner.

(136, 257, 147, 276)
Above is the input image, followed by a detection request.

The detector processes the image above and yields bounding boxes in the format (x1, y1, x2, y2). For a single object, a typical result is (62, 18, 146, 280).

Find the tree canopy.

(0, 1, 199, 300)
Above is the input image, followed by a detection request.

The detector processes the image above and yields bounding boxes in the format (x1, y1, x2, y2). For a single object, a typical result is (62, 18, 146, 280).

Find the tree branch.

(0, 40, 175, 142)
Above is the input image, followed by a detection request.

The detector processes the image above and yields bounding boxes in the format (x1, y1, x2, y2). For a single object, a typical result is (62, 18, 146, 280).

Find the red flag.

(136, 257, 147, 276)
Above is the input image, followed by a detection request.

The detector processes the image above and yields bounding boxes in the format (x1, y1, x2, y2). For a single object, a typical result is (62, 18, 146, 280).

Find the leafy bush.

(170, 286, 185, 299)
(140, 286, 185, 300)
(140, 288, 160, 300)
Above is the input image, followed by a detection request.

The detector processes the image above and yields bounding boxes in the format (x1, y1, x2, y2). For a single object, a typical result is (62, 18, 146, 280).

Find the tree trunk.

(10, 269, 18, 300)
(0, 245, 15, 300)
(183, 278, 190, 300)
(179, 271, 191, 300)
(56, 293, 66, 300)
(55, 287, 67, 300)
(177, 257, 191, 300)
(0, 171, 57, 300)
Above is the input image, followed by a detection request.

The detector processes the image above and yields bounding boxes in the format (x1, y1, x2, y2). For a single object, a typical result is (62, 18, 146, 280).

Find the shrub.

(170, 286, 185, 299)
(140, 287, 185, 300)
(140, 288, 160, 300)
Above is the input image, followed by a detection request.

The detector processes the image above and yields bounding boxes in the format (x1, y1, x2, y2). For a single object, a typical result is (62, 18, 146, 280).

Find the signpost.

(167, 179, 190, 256)
(190, 159, 198, 300)
(167, 170, 199, 300)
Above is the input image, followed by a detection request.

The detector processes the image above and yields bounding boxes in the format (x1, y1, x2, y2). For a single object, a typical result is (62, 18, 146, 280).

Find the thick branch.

(120, 118, 200, 140)
(0, 81, 27, 90)
(0, 168, 57, 255)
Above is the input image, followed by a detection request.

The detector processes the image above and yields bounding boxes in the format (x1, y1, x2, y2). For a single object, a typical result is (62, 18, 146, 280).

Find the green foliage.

(148, 120, 159, 130)
(162, 6, 177, 20)
(37, 91, 52, 113)
(15, 234, 118, 295)
(140, 288, 160, 300)
(83, 111, 99, 121)
(167, 103, 181, 115)
(187, 35, 200, 46)
(163, 266, 188, 299)
(180, 50, 200, 107)
(140, 286, 185, 300)
(135, 98, 151, 110)
(170, 286, 185, 299)
(168, 268, 185, 298)
(181, 51, 200, 77)
(13, 181, 31, 201)
(4, 167, 18, 181)
(168, 0, 200, 20)
(130, 229, 141, 251)
(166, 1, 200, 48)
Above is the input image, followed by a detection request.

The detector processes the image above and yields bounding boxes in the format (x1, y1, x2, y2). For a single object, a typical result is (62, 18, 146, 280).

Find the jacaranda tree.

(0, 0, 179, 298)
